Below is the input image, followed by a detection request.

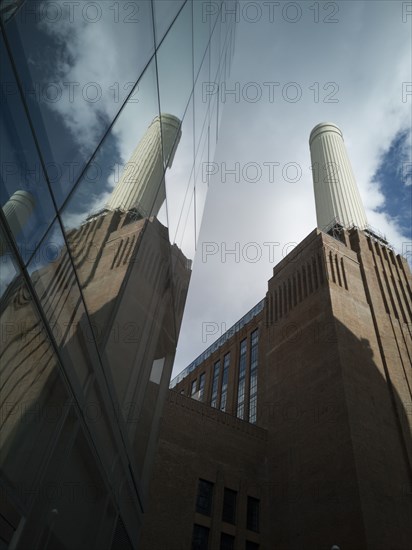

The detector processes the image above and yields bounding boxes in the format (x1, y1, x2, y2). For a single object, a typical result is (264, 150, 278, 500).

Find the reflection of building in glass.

(1, 128, 192, 548)
(139, 124, 412, 550)
(1, 207, 192, 523)
(107, 114, 182, 218)
(0, 2, 239, 548)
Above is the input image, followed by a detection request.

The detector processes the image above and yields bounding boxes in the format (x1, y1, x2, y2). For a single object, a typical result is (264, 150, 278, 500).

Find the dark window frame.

(222, 487, 237, 524)
(246, 496, 260, 532)
(196, 479, 214, 516)
(192, 524, 210, 550)
(220, 532, 235, 550)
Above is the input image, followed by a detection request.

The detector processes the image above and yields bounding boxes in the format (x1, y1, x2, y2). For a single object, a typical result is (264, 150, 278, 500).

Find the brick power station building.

(139, 123, 412, 550)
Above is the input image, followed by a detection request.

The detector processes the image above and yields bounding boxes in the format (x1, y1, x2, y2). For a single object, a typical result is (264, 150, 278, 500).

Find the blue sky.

(372, 129, 412, 240)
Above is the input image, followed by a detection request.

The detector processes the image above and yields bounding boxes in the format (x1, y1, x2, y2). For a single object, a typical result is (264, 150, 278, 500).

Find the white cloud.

(37, 0, 155, 152)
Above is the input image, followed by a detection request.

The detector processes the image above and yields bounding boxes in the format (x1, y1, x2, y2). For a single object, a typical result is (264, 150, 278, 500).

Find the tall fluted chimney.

(0, 190, 35, 255)
(107, 113, 181, 218)
(309, 122, 368, 231)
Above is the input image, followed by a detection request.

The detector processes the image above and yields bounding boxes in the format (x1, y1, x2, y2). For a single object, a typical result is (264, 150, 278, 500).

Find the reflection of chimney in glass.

(0, 190, 35, 255)
(107, 114, 182, 218)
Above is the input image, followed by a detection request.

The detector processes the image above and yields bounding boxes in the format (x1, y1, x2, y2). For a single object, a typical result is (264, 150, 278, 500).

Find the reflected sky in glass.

(61, 60, 160, 230)
(157, 0, 193, 122)
(164, 97, 195, 260)
(0, 32, 56, 264)
(153, 0, 185, 45)
(3, 0, 155, 206)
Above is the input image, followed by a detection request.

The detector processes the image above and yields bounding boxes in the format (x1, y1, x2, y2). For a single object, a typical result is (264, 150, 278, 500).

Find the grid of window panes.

(171, 299, 264, 388)
(248, 329, 259, 423)
(220, 352, 230, 412)
(0, 1, 238, 548)
(236, 339, 247, 419)
(210, 359, 221, 407)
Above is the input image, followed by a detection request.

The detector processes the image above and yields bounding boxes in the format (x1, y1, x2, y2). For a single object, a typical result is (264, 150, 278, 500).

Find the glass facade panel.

(153, 0, 185, 45)
(174, 173, 196, 263)
(0, 1, 238, 545)
(194, 41, 210, 150)
(38, 429, 109, 549)
(0, 33, 56, 262)
(0, 268, 69, 506)
(27, 219, 97, 391)
(83, 381, 120, 480)
(2, 0, 156, 205)
(164, 96, 195, 259)
(193, 0, 211, 78)
(209, 91, 219, 165)
(157, 1, 193, 122)
(60, 59, 160, 231)
(57, 58, 181, 458)
(210, 6, 222, 84)
(163, 97, 196, 337)
(194, 125, 209, 241)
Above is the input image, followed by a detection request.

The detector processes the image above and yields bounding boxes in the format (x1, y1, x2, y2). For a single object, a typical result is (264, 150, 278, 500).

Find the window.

(248, 329, 259, 423)
(191, 379, 197, 396)
(220, 533, 235, 550)
(192, 524, 209, 550)
(210, 360, 221, 408)
(198, 372, 206, 401)
(246, 542, 259, 550)
(249, 392, 257, 424)
(222, 488, 237, 524)
(246, 497, 260, 532)
(196, 479, 214, 515)
(220, 353, 230, 412)
(236, 339, 247, 419)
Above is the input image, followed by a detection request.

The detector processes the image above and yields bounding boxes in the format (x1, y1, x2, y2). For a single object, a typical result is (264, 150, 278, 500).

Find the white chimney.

(107, 114, 181, 218)
(309, 122, 368, 231)
(0, 190, 35, 255)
